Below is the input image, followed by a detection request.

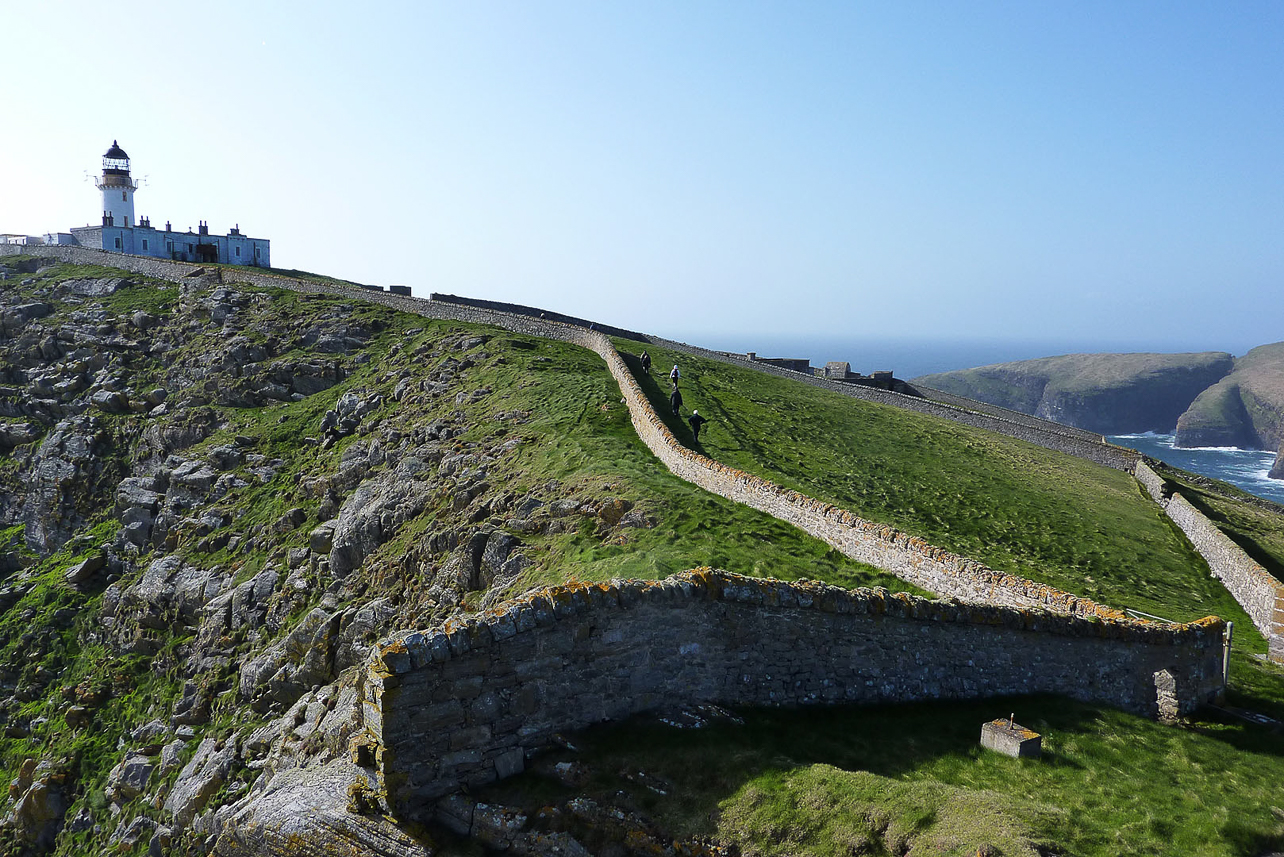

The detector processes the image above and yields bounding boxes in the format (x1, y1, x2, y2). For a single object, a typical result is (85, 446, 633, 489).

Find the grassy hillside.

(914, 351, 1233, 434)
(0, 261, 913, 856)
(459, 345, 1284, 857)
(4, 259, 1284, 856)
(621, 341, 1253, 631)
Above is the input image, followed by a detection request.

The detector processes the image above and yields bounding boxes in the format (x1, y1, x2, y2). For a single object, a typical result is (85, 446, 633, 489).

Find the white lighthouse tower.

(93, 141, 137, 228)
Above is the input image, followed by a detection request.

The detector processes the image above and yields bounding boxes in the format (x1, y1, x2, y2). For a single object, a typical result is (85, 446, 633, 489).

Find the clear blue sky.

(3, 2, 1281, 356)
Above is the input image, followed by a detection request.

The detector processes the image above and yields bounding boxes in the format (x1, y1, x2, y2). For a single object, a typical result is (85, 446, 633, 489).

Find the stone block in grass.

(980, 717, 1042, 759)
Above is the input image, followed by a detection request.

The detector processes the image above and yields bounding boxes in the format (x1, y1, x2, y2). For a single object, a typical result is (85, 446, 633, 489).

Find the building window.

(166, 241, 174, 253)
(235, 246, 241, 257)
(114, 237, 121, 249)
(254, 247, 261, 258)
(142, 239, 148, 251)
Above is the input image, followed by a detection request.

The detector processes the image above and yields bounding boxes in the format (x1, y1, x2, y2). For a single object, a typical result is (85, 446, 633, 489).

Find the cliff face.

(1175, 342, 1284, 452)
(913, 352, 1235, 435)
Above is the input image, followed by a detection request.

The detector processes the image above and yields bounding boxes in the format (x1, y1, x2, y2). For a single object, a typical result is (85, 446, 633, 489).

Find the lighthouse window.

(122, 191, 127, 201)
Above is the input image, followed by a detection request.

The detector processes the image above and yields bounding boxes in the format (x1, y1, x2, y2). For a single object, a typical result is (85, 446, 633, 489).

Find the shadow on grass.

(477, 693, 1284, 853)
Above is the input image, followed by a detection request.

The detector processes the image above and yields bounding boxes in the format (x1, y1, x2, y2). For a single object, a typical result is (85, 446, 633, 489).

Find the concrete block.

(980, 718, 1041, 759)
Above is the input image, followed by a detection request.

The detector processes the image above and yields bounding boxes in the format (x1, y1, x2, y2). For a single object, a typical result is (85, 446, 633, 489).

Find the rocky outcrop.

(913, 351, 1235, 434)
(328, 459, 435, 578)
(212, 761, 431, 857)
(20, 415, 120, 552)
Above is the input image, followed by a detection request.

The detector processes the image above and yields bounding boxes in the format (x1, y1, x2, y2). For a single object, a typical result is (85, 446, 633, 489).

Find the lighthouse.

(93, 141, 137, 228)
(66, 141, 270, 265)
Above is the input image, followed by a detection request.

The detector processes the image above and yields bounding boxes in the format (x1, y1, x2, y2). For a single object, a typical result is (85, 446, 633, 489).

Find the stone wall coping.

(371, 569, 1224, 680)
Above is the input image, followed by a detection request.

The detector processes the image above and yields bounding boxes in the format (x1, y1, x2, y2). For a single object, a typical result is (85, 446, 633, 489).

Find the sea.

(1107, 432, 1284, 505)
(672, 332, 1284, 506)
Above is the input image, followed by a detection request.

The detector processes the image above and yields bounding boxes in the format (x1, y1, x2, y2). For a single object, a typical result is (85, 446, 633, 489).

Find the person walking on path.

(669, 364, 680, 387)
(670, 387, 683, 417)
(640, 351, 651, 374)
(688, 410, 708, 441)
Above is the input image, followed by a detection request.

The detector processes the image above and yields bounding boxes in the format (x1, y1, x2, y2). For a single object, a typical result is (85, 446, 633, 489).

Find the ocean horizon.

(669, 333, 1265, 382)
(664, 333, 1284, 505)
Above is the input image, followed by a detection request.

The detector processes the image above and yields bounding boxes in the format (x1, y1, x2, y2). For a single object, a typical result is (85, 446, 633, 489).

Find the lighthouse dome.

(104, 140, 129, 160)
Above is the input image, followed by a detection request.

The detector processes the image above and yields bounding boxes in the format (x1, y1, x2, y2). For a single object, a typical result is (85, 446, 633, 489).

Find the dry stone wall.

(1137, 461, 1284, 661)
(1, 246, 1140, 615)
(364, 570, 1226, 816)
(637, 333, 1139, 471)
(580, 328, 1129, 617)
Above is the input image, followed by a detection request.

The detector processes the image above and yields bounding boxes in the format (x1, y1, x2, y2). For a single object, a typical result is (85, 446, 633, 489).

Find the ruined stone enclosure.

(363, 571, 1225, 818)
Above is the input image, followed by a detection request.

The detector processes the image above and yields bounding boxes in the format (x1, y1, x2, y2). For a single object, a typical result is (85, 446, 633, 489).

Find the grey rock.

(160, 740, 187, 775)
(64, 277, 126, 297)
(107, 753, 156, 800)
(131, 310, 161, 330)
(211, 760, 429, 857)
(2, 302, 53, 334)
(309, 521, 336, 554)
(207, 445, 244, 469)
(64, 550, 106, 585)
(0, 421, 40, 448)
(108, 814, 155, 850)
(164, 735, 239, 827)
(472, 803, 528, 850)
(23, 415, 111, 552)
(328, 464, 433, 578)
(335, 598, 398, 671)
(238, 608, 342, 709)
(89, 389, 129, 414)
(131, 718, 170, 745)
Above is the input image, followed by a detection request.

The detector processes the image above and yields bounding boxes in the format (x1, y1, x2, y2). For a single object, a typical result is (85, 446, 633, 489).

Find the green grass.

(8, 260, 1284, 856)
(1160, 470, 1284, 582)
(480, 692, 1284, 857)
(618, 342, 1253, 628)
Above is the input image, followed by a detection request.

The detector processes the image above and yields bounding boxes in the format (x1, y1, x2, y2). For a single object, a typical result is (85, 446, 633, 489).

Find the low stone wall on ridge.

(581, 329, 1128, 617)
(364, 570, 1226, 816)
(1137, 461, 1284, 661)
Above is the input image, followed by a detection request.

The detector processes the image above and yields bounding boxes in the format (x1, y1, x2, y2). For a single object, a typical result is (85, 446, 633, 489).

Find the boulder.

(1, 302, 53, 335)
(63, 277, 126, 297)
(211, 761, 430, 857)
(89, 389, 130, 414)
(64, 550, 106, 585)
(238, 608, 342, 709)
(107, 753, 156, 800)
(164, 735, 239, 827)
(0, 421, 40, 448)
(328, 464, 434, 578)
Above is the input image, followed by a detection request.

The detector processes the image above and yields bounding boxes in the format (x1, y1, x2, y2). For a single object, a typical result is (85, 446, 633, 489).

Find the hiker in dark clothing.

(669, 364, 681, 386)
(688, 410, 708, 441)
(640, 351, 651, 374)
(670, 387, 683, 416)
